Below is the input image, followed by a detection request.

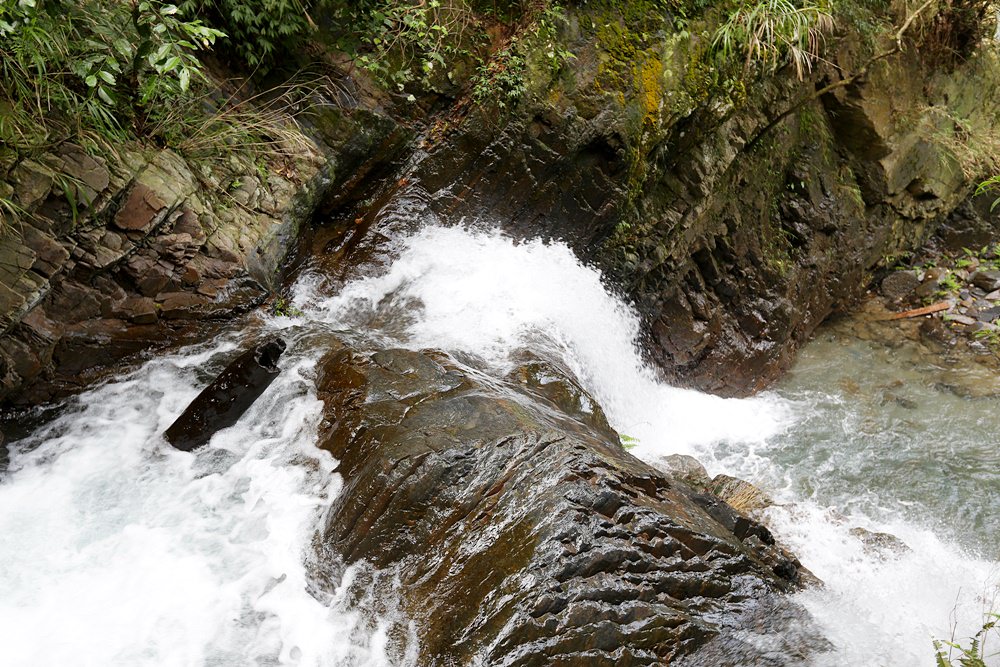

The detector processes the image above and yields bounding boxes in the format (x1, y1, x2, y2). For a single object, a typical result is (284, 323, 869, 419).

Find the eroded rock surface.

(314, 342, 827, 665)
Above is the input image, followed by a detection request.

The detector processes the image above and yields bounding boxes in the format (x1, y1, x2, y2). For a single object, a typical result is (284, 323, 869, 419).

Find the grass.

(712, 0, 834, 80)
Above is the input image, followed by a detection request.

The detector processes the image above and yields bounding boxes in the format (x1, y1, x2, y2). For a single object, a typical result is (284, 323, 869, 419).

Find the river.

(1, 224, 996, 665)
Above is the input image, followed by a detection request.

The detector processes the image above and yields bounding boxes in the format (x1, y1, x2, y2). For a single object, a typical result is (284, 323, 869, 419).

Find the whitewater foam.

(0, 336, 405, 667)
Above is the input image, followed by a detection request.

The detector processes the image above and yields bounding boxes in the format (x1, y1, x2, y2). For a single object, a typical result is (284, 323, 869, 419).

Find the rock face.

(314, 342, 826, 665)
(334, 5, 1000, 396)
(0, 97, 407, 406)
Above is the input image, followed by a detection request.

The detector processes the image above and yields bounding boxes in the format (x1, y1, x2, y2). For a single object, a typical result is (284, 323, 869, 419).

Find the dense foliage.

(0, 0, 222, 148)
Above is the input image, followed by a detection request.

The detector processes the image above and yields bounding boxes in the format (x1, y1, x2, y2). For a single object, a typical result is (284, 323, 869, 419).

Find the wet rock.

(114, 296, 157, 324)
(315, 344, 826, 666)
(971, 270, 1000, 292)
(880, 271, 920, 301)
(163, 338, 286, 452)
(849, 527, 911, 558)
(650, 453, 712, 489)
(977, 305, 1000, 323)
(710, 474, 773, 515)
(155, 292, 211, 319)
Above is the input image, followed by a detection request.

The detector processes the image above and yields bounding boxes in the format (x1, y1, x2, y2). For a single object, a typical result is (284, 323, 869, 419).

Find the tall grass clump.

(712, 0, 835, 79)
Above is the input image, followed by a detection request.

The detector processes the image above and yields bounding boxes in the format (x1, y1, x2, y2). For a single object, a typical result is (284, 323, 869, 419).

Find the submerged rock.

(163, 338, 285, 452)
(314, 343, 828, 665)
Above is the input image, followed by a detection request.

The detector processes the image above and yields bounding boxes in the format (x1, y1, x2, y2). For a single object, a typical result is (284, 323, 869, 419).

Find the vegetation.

(934, 612, 999, 667)
(712, 0, 834, 80)
(0, 0, 223, 149)
(178, 0, 326, 68)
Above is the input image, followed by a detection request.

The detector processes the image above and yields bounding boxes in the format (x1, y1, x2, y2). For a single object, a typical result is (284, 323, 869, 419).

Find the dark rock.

(115, 296, 157, 324)
(156, 292, 211, 319)
(972, 270, 1000, 292)
(315, 343, 827, 666)
(163, 338, 286, 452)
(880, 271, 920, 301)
(976, 306, 1000, 323)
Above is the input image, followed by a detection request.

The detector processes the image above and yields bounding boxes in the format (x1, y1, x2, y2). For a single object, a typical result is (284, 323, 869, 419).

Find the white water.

(288, 224, 999, 666)
(3, 223, 997, 665)
(0, 336, 408, 667)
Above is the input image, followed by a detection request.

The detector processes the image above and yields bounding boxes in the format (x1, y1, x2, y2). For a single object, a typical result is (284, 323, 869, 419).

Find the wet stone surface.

(313, 341, 829, 666)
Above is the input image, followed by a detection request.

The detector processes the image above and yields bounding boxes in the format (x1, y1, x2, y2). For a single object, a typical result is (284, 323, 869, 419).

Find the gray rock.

(849, 527, 911, 557)
(972, 270, 1000, 292)
(976, 306, 1000, 323)
(650, 453, 712, 488)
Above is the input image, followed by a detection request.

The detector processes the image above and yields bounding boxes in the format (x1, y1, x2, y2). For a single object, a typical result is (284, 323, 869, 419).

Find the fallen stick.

(886, 301, 951, 320)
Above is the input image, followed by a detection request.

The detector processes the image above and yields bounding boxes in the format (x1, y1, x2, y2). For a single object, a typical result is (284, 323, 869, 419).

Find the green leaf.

(98, 70, 115, 84)
(85, 74, 97, 88)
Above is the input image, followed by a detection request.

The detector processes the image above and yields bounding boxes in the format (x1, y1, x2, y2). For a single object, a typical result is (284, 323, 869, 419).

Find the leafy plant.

(271, 295, 303, 317)
(976, 175, 1000, 212)
(0, 0, 223, 146)
(712, 0, 834, 80)
(340, 0, 481, 90)
(619, 433, 640, 450)
(934, 612, 999, 667)
(178, 0, 325, 68)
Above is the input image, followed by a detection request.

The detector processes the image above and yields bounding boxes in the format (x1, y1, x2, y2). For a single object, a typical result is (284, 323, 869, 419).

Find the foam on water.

(290, 224, 998, 666)
(4, 222, 997, 666)
(0, 335, 405, 667)
(290, 224, 789, 455)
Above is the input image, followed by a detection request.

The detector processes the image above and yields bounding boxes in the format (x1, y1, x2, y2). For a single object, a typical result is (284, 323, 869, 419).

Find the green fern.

(933, 613, 999, 667)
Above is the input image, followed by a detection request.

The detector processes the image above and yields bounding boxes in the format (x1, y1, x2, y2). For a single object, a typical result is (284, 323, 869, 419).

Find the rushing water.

(2, 223, 997, 665)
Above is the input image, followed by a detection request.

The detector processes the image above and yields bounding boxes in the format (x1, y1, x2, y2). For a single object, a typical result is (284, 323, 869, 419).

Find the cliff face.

(384, 4, 1000, 395)
(2, 2, 998, 406)
(0, 98, 407, 405)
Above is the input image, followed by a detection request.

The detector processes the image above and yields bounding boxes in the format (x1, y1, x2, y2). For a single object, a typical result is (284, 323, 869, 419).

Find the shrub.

(178, 0, 326, 68)
(712, 0, 835, 79)
(0, 0, 223, 147)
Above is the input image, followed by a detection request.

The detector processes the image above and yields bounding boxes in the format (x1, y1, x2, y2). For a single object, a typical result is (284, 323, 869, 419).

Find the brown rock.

(115, 296, 158, 324)
(114, 183, 167, 231)
(157, 292, 210, 319)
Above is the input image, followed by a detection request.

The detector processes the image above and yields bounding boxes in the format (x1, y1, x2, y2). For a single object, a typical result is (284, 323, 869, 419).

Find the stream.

(1, 224, 997, 666)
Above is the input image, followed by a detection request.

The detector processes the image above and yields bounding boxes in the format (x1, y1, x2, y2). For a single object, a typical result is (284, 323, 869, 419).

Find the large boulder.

(313, 341, 827, 665)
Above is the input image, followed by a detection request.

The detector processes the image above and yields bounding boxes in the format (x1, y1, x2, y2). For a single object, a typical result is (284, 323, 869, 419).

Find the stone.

(984, 289, 1000, 300)
(163, 338, 286, 451)
(115, 296, 158, 324)
(11, 160, 54, 209)
(849, 527, 911, 557)
(156, 292, 210, 319)
(945, 313, 977, 325)
(45, 283, 103, 323)
(880, 270, 920, 301)
(314, 343, 827, 665)
(972, 270, 1000, 292)
(977, 306, 1000, 323)
(650, 453, 712, 488)
(710, 474, 773, 514)
(57, 144, 110, 203)
(114, 182, 167, 231)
